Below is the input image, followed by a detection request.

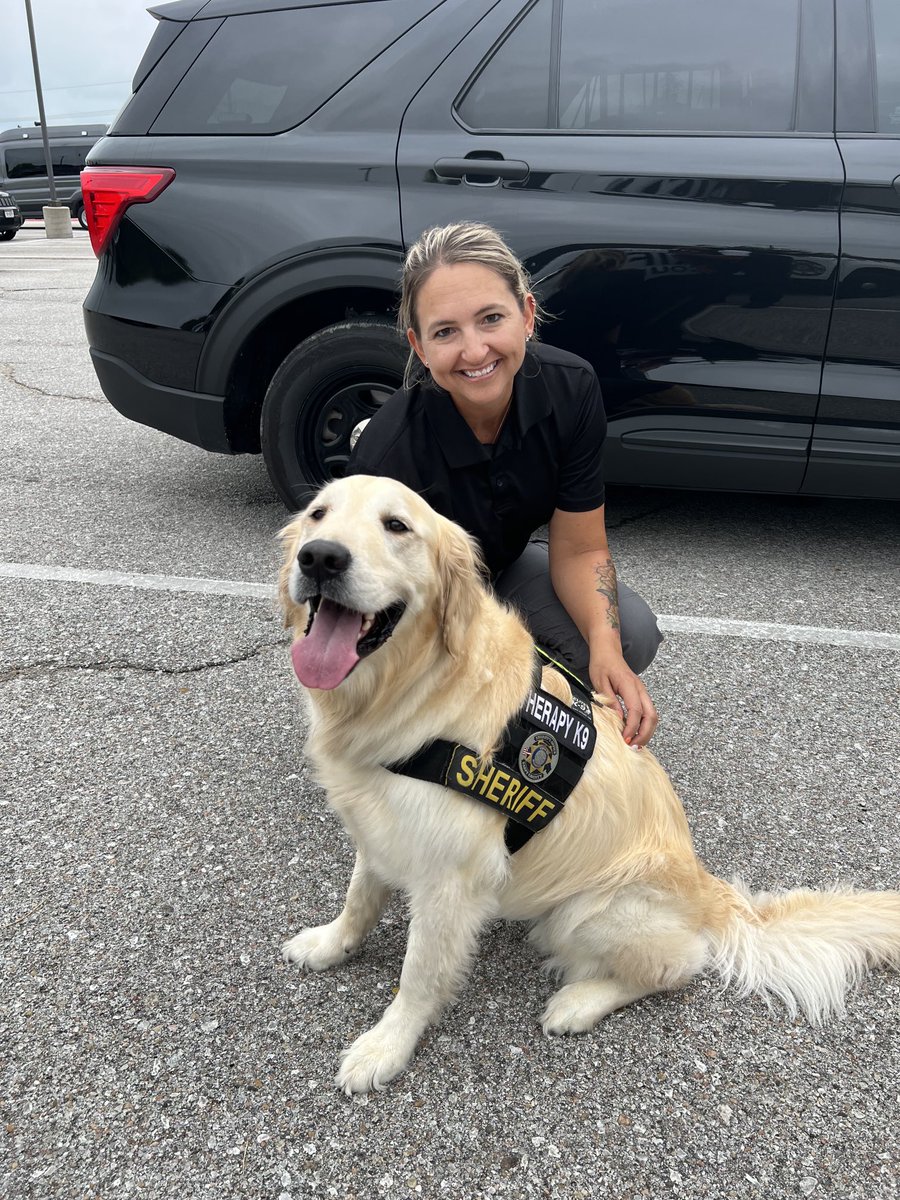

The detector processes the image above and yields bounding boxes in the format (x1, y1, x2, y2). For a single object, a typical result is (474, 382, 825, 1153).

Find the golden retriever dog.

(278, 474, 900, 1094)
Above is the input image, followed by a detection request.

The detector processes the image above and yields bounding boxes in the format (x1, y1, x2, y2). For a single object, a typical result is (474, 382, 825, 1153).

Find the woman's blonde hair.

(398, 221, 541, 388)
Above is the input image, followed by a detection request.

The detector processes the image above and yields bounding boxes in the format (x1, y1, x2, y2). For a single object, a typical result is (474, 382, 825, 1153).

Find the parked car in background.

(81, 0, 900, 507)
(0, 189, 23, 240)
(1, 124, 107, 228)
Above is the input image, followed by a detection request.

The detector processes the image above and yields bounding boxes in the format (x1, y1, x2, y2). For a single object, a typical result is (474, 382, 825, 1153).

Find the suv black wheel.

(0, 230, 17, 241)
(260, 320, 407, 509)
(73, 203, 89, 230)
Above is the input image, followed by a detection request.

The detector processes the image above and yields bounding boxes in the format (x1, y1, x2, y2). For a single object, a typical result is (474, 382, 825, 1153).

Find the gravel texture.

(3, 632, 898, 1200)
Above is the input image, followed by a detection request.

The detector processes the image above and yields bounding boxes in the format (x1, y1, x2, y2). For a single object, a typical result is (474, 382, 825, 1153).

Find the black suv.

(82, 0, 900, 507)
(0, 190, 23, 240)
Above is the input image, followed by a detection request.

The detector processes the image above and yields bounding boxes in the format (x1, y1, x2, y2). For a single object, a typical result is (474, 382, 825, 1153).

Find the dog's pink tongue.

(291, 599, 363, 690)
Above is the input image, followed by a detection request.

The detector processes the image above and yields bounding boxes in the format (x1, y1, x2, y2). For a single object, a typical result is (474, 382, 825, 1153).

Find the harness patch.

(523, 687, 596, 759)
(445, 747, 562, 831)
(518, 730, 559, 782)
(386, 648, 597, 852)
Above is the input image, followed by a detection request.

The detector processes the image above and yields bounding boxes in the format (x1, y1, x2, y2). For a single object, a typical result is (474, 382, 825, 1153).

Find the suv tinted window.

(871, 0, 900, 134)
(461, 0, 802, 134)
(457, 0, 553, 130)
(151, 4, 422, 135)
(560, 0, 801, 132)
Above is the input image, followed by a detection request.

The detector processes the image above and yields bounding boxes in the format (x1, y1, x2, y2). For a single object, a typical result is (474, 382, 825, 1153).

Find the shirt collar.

(423, 386, 489, 467)
(422, 348, 551, 465)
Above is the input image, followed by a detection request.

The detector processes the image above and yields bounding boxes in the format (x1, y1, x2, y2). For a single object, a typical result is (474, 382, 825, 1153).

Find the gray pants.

(493, 541, 663, 686)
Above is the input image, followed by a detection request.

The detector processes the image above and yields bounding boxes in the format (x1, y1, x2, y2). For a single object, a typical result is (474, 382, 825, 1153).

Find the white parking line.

(659, 613, 899, 651)
(0, 561, 272, 601)
(1, 560, 898, 651)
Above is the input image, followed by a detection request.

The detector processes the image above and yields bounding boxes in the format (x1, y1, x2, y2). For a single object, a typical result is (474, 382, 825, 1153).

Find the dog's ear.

(435, 519, 484, 660)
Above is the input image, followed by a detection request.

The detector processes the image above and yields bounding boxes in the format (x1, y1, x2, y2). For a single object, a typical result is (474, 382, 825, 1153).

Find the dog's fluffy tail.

(706, 879, 900, 1023)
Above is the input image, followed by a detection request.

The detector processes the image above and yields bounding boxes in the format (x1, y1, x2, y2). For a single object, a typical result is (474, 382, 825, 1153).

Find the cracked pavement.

(1, 230, 899, 1200)
(0, 637, 286, 682)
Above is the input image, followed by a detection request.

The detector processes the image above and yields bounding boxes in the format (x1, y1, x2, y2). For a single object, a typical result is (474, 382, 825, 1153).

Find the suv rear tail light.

(80, 167, 175, 256)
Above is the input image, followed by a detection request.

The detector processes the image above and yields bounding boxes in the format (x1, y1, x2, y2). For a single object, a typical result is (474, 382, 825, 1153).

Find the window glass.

(51, 146, 87, 177)
(456, 0, 553, 130)
(560, 0, 801, 133)
(871, 0, 900, 134)
(4, 144, 89, 179)
(4, 147, 44, 179)
(151, 5, 416, 135)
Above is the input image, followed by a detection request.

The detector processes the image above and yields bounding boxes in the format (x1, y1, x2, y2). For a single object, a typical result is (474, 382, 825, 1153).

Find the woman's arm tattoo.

(593, 557, 620, 630)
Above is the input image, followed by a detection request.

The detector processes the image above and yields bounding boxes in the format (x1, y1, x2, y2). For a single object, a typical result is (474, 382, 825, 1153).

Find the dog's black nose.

(297, 539, 352, 584)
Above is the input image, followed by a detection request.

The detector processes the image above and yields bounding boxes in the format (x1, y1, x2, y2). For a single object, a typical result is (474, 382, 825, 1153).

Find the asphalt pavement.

(1, 229, 898, 1200)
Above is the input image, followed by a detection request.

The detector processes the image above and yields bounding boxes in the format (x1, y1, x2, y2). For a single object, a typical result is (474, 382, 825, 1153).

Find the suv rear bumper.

(90, 349, 232, 454)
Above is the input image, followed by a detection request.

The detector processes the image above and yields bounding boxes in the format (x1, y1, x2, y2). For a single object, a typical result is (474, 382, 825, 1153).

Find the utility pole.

(23, 0, 71, 238)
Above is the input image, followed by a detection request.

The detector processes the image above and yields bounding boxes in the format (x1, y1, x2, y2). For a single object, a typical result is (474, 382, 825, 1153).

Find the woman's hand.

(590, 649, 658, 747)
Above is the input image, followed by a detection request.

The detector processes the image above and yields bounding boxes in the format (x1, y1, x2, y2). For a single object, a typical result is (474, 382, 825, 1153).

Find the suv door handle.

(434, 156, 529, 184)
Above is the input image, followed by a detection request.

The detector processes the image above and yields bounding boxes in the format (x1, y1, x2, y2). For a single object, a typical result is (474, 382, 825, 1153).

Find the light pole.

(23, 0, 72, 238)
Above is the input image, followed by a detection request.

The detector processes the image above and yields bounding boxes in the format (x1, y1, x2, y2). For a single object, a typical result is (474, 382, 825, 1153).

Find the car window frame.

(836, 0, 900, 137)
(454, 0, 834, 138)
(146, 0, 444, 137)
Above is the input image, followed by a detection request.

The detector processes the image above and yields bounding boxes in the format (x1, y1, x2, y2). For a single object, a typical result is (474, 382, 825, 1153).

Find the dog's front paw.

(542, 981, 612, 1035)
(335, 1024, 417, 1095)
(282, 920, 357, 972)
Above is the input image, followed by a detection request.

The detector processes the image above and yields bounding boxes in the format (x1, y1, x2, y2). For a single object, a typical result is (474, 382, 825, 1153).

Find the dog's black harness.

(387, 648, 596, 854)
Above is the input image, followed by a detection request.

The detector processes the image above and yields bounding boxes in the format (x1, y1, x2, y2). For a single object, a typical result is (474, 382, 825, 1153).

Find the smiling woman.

(348, 221, 663, 747)
(406, 262, 535, 443)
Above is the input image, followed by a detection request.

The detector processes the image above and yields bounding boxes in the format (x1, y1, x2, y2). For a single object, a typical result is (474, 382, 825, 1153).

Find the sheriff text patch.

(444, 748, 562, 830)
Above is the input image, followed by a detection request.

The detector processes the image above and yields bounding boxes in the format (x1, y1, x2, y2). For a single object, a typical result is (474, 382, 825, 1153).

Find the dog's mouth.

(291, 595, 407, 690)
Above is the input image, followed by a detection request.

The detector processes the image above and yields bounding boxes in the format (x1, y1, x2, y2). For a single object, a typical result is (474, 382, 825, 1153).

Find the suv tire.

(0, 230, 17, 241)
(260, 319, 407, 509)
(73, 203, 89, 230)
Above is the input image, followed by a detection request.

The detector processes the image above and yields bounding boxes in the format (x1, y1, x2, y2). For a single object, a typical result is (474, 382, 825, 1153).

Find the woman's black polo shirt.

(346, 341, 607, 578)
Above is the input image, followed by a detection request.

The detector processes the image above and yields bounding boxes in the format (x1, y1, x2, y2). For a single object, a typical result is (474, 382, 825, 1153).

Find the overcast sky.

(0, 0, 159, 134)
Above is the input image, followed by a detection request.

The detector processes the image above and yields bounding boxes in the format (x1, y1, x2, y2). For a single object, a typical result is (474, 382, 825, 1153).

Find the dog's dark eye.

(384, 517, 409, 534)
(309, 507, 326, 521)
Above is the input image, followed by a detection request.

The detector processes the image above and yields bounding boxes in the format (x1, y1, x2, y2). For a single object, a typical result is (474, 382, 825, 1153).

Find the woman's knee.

(495, 543, 663, 676)
(618, 584, 663, 673)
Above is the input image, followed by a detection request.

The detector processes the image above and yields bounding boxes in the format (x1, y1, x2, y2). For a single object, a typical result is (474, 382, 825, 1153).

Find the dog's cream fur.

(278, 474, 900, 1094)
